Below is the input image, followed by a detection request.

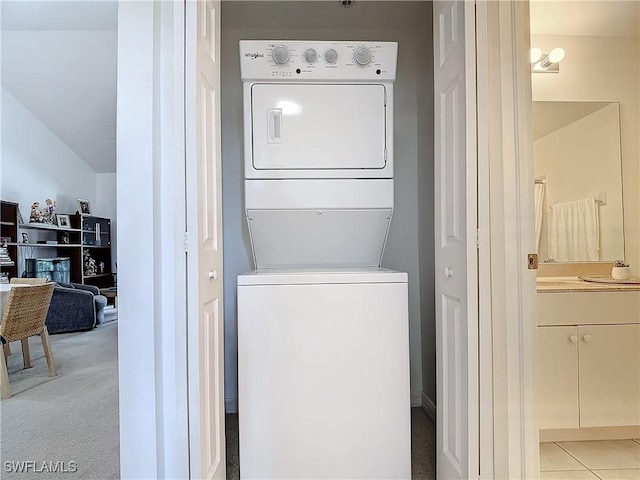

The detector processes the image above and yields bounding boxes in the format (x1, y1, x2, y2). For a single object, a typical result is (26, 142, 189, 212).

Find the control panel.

(239, 40, 398, 81)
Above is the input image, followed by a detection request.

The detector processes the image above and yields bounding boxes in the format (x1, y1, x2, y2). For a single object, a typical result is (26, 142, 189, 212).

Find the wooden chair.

(10, 278, 47, 285)
(0, 283, 56, 399)
(4, 278, 47, 356)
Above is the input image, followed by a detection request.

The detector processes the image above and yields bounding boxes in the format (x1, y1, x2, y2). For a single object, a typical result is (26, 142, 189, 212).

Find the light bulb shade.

(530, 48, 542, 63)
(548, 47, 565, 64)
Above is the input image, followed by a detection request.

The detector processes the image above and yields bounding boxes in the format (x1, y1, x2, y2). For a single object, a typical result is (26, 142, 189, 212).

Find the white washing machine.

(237, 269, 410, 479)
(237, 41, 410, 479)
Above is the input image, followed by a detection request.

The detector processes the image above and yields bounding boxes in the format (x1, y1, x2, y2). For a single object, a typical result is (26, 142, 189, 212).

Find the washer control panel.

(240, 40, 397, 81)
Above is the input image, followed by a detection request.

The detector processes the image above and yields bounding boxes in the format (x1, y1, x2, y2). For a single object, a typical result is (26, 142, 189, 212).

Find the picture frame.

(57, 214, 71, 228)
(21, 233, 29, 244)
(77, 199, 91, 215)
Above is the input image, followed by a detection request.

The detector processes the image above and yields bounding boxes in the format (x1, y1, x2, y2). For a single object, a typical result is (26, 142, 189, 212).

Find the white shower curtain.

(548, 198, 600, 261)
(534, 183, 545, 253)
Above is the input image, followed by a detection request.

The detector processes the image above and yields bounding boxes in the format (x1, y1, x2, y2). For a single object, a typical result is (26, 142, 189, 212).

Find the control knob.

(354, 46, 372, 66)
(325, 48, 338, 64)
(304, 48, 318, 63)
(272, 45, 290, 65)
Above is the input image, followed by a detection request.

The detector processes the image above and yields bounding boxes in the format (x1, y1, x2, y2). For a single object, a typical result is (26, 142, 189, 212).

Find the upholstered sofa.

(45, 282, 107, 334)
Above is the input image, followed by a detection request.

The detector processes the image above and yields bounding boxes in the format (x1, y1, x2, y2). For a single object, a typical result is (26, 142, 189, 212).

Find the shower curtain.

(534, 183, 545, 253)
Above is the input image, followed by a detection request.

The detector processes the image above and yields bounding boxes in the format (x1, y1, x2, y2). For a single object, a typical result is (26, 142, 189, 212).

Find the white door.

(186, 1, 225, 479)
(433, 1, 478, 479)
(251, 84, 387, 170)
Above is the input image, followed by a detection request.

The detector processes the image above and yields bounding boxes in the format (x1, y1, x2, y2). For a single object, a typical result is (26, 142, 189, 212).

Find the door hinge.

(528, 253, 539, 270)
(384, 90, 387, 106)
(476, 228, 480, 248)
(184, 232, 188, 253)
(384, 148, 388, 162)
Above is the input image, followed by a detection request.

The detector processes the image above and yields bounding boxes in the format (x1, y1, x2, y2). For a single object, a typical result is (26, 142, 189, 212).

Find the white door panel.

(579, 324, 640, 427)
(186, 1, 225, 479)
(537, 326, 580, 429)
(434, 1, 478, 479)
(251, 84, 386, 170)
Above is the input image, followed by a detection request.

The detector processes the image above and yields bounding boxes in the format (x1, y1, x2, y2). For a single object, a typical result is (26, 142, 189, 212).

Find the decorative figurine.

(45, 198, 57, 224)
(30, 202, 43, 223)
(83, 250, 97, 277)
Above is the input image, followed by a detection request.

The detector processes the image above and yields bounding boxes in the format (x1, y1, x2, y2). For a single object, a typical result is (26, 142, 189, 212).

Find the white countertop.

(537, 276, 640, 293)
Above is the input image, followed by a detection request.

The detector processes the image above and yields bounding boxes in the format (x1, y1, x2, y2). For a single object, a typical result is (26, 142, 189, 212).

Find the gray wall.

(416, 6, 436, 411)
(221, 1, 434, 412)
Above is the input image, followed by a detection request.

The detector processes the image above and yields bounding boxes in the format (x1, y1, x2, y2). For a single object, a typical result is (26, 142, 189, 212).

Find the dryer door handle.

(268, 108, 282, 144)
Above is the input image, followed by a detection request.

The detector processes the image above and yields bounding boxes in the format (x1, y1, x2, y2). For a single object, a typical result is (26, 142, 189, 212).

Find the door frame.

(116, 1, 190, 478)
(476, 0, 539, 478)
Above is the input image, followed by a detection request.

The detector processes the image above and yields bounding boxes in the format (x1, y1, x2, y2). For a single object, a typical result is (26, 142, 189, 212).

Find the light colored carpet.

(0, 321, 120, 480)
(226, 407, 435, 479)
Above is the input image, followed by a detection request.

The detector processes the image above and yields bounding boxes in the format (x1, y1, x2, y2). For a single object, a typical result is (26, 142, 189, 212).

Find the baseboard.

(411, 392, 422, 408)
(225, 397, 238, 414)
(421, 393, 436, 423)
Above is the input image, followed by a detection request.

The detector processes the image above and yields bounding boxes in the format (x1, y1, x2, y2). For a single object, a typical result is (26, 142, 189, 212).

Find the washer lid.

(237, 267, 408, 286)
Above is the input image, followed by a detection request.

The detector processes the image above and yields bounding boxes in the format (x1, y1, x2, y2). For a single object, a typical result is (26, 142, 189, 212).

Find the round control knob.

(325, 48, 338, 64)
(304, 48, 318, 63)
(354, 46, 372, 66)
(272, 45, 290, 65)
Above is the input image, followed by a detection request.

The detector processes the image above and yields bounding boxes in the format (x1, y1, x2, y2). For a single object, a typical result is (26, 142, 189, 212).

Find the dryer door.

(251, 84, 387, 171)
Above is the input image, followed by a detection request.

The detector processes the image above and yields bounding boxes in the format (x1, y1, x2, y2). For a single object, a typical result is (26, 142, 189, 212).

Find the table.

(0, 284, 30, 318)
(100, 287, 118, 310)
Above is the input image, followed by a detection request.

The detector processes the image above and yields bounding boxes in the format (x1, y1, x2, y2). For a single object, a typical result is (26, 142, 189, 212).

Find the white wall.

(534, 104, 624, 261)
(532, 34, 640, 274)
(221, 1, 434, 412)
(1, 87, 97, 216)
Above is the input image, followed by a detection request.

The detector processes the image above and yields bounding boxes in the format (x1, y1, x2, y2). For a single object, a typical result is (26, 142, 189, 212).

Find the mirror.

(533, 101, 624, 262)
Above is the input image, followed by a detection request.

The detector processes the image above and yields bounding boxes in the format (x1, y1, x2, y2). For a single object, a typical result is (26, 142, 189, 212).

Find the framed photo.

(21, 232, 29, 244)
(57, 214, 71, 228)
(77, 199, 91, 215)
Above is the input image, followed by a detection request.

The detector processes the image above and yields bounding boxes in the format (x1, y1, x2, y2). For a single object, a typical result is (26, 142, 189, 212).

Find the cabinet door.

(538, 326, 579, 429)
(579, 324, 640, 427)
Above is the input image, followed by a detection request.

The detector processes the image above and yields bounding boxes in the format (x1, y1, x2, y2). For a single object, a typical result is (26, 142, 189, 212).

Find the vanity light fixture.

(531, 47, 565, 73)
(530, 47, 543, 63)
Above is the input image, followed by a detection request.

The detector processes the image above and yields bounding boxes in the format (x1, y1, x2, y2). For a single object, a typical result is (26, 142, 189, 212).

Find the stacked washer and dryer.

(237, 41, 410, 479)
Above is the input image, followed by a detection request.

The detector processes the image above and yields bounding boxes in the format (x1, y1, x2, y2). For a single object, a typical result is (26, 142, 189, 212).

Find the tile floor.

(540, 439, 640, 480)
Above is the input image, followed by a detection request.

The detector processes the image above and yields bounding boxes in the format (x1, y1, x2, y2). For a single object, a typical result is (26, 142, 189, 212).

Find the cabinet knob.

(569, 335, 578, 344)
(208, 270, 218, 281)
(582, 334, 592, 343)
(444, 267, 453, 277)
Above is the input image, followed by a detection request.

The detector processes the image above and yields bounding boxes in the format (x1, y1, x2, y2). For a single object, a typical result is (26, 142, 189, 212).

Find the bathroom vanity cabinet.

(537, 290, 640, 431)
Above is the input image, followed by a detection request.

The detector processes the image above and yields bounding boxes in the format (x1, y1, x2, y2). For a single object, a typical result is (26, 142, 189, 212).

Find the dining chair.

(4, 278, 46, 356)
(10, 278, 47, 285)
(0, 283, 56, 399)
